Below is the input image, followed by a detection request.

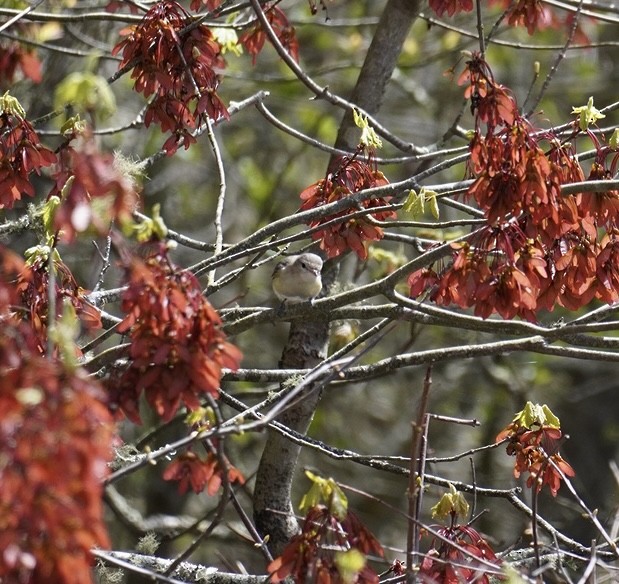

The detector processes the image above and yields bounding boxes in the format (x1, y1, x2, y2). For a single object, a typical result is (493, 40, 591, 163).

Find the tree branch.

(94, 550, 277, 584)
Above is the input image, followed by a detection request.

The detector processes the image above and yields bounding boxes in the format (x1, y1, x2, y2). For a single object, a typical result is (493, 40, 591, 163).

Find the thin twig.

(406, 366, 432, 581)
(0, 0, 45, 34)
(547, 455, 619, 556)
(575, 541, 598, 584)
(246, 0, 427, 155)
(475, 0, 485, 56)
(46, 243, 57, 359)
(91, 232, 113, 293)
(526, 0, 584, 116)
(205, 116, 227, 286)
(468, 457, 478, 522)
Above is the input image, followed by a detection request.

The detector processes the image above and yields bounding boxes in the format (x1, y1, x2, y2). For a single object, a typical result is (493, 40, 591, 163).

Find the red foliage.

(49, 135, 139, 241)
(190, 0, 224, 11)
(596, 232, 619, 304)
(0, 40, 42, 84)
(430, 0, 554, 35)
(420, 524, 501, 584)
(239, 4, 299, 64)
(268, 505, 383, 583)
(458, 53, 518, 129)
(550, 230, 598, 310)
(496, 424, 575, 496)
(0, 110, 56, 209)
(580, 161, 619, 226)
(0, 245, 25, 311)
(507, 0, 549, 34)
(112, 0, 229, 154)
(408, 266, 441, 301)
(108, 245, 242, 423)
(0, 267, 113, 584)
(163, 449, 244, 495)
(557, 11, 591, 45)
(468, 127, 538, 224)
(428, 0, 473, 17)
(105, 1, 141, 13)
(410, 54, 619, 322)
(467, 120, 581, 240)
(409, 225, 546, 322)
(299, 152, 395, 259)
(15, 253, 101, 353)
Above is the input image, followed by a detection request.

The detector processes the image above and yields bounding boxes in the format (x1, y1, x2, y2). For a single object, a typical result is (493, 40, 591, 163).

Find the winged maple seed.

(409, 54, 619, 323)
(107, 244, 242, 423)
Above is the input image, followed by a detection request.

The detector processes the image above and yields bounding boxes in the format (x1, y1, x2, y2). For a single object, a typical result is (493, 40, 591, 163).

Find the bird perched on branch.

(271, 253, 323, 304)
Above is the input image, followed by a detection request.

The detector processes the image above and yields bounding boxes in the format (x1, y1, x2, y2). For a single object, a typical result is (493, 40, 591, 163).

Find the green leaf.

(48, 300, 80, 371)
(431, 483, 469, 520)
(24, 244, 60, 268)
(212, 27, 242, 56)
(609, 128, 619, 150)
(426, 190, 440, 219)
(41, 194, 62, 236)
(329, 481, 349, 520)
(0, 91, 26, 118)
(185, 407, 215, 430)
(54, 71, 116, 120)
(571, 96, 605, 132)
(515, 402, 542, 428)
(3, 0, 29, 9)
(513, 401, 561, 429)
(353, 108, 382, 150)
(299, 470, 348, 519)
(366, 246, 407, 277)
(450, 484, 469, 518)
(402, 188, 439, 219)
(540, 404, 561, 428)
(60, 114, 87, 137)
(299, 480, 324, 515)
(402, 189, 424, 217)
(334, 549, 366, 584)
(131, 204, 168, 242)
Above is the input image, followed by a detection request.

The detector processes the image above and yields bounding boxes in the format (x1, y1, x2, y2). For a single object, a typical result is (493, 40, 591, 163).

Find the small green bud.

(431, 483, 469, 520)
(353, 109, 382, 149)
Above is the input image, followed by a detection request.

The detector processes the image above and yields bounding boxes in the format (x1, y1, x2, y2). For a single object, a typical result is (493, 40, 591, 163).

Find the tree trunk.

(253, 0, 422, 555)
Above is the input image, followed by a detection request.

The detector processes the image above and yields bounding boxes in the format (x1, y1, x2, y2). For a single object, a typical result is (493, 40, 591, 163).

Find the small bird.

(271, 253, 323, 303)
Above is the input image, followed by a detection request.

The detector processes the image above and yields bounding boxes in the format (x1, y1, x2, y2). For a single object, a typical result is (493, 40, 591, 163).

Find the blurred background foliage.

(4, 0, 619, 576)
